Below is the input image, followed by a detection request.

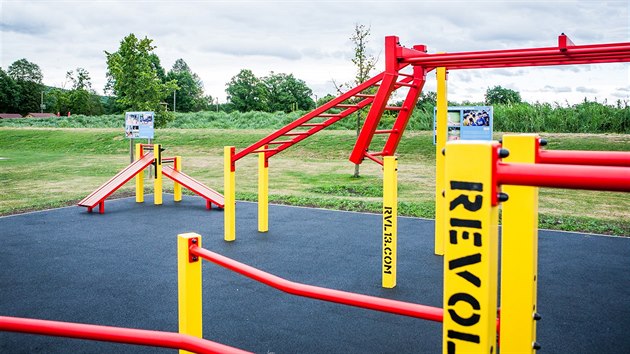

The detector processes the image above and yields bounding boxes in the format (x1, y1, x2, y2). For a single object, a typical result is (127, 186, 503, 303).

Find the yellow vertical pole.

(443, 141, 499, 354)
(500, 134, 540, 353)
(174, 156, 182, 202)
(258, 148, 269, 233)
(434, 66, 448, 256)
(382, 156, 398, 288)
(135, 143, 144, 203)
(154, 144, 163, 205)
(177, 232, 203, 354)
(224, 146, 236, 241)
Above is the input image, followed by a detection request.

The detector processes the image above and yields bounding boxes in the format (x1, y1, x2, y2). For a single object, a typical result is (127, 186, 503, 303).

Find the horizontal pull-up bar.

(0, 316, 250, 354)
(537, 150, 630, 167)
(496, 162, 630, 192)
(189, 245, 444, 322)
(401, 38, 630, 70)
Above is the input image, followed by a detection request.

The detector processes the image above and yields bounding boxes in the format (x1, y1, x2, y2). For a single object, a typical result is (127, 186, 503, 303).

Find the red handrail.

(537, 150, 630, 167)
(0, 316, 250, 354)
(497, 162, 630, 192)
(189, 245, 444, 322)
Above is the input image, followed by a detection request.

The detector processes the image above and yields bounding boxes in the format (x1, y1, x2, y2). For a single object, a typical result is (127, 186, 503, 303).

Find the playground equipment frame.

(220, 33, 630, 290)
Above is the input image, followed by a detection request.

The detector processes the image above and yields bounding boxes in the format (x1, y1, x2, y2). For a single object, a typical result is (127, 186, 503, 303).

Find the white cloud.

(1, 0, 628, 104)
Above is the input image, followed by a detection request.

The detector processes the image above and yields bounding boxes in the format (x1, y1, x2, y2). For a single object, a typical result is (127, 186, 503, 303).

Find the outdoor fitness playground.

(1, 34, 630, 353)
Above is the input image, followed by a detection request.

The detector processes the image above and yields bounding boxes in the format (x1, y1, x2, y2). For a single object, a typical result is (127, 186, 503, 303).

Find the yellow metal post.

(177, 232, 203, 354)
(382, 156, 398, 288)
(135, 143, 144, 203)
(443, 141, 499, 354)
(224, 146, 236, 241)
(500, 134, 540, 353)
(154, 144, 163, 205)
(258, 148, 269, 233)
(434, 66, 448, 256)
(174, 156, 182, 202)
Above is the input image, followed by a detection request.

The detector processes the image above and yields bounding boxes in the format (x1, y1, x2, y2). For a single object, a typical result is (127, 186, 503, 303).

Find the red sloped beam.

(189, 245, 444, 322)
(496, 163, 630, 192)
(0, 316, 250, 354)
(537, 150, 630, 167)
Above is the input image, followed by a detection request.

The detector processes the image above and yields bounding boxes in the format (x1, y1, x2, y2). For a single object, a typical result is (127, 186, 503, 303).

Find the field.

(0, 127, 628, 235)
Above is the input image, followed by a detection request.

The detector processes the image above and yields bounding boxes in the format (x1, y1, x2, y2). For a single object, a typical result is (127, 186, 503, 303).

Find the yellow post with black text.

(443, 141, 499, 354)
(177, 233, 202, 354)
(500, 134, 540, 353)
(382, 156, 397, 288)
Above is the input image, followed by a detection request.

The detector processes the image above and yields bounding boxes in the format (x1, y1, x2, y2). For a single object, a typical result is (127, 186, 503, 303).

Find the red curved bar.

(0, 316, 250, 354)
(497, 163, 630, 192)
(537, 150, 630, 167)
(189, 246, 444, 322)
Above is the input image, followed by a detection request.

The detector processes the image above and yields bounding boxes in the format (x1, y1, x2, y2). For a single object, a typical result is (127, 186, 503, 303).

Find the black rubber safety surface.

(1, 196, 629, 353)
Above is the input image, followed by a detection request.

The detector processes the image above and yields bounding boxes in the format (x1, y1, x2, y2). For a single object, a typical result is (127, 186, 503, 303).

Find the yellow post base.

(135, 143, 144, 203)
(258, 149, 269, 233)
(382, 156, 398, 288)
(177, 233, 203, 354)
(443, 141, 499, 354)
(224, 146, 236, 241)
(500, 134, 540, 353)
(174, 156, 182, 202)
(154, 144, 163, 205)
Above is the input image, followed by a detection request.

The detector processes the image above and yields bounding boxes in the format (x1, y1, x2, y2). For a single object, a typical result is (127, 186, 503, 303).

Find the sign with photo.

(125, 111, 154, 139)
(434, 106, 493, 144)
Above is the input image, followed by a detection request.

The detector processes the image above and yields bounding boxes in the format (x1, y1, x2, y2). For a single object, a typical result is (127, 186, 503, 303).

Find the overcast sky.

(1, 0, 629, 105)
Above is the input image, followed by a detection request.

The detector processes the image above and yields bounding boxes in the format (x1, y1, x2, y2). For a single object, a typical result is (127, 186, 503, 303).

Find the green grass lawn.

(0, 127, 628, 235)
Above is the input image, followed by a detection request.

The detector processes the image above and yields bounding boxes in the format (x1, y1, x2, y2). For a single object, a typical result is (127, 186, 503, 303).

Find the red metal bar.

(537, 150, 630, 167)
(0, 316, 250, 354)
(496, 163, 630, 192)
(402, 42, 630, 67)
(363, 153, 384, 166)
(382, 66, 426, 156)
(189, 245, 443, 322)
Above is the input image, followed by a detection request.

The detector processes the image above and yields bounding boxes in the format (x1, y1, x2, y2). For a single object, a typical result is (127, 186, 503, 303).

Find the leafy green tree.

(105, 34, 177, 127)
(262, 72, 314, 112)
(225, 69, 268, 112)
(165, 59, 208, 112)
(8, 58, 43, 83)
(0, 68, 21, 112)
(66, 68, 103, 115)
(485, 86, 522, 105)
(7, 59, 45, 114)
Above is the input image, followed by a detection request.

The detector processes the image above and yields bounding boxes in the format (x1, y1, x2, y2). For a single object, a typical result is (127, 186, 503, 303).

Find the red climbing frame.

(230, 34, 629, 167)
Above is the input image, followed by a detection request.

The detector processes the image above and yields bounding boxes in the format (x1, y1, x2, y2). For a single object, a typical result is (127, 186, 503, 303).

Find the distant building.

(25, 113, 56, 118)
(0, 113, 23, 119)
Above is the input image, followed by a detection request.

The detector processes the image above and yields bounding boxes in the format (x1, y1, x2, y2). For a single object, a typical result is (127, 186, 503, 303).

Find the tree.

(0, 68, 20, 113)
(485, 86, 522, 105)
(105, 34, 177, 127)
(165, 59, 207, 112)
(225, 69, 268, 112)
(348, 23, 377, 177)
(262, 72, 314, 112)
(8, 58, 43, 83)
(8, 59, 45, 114)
